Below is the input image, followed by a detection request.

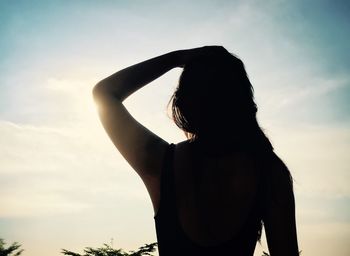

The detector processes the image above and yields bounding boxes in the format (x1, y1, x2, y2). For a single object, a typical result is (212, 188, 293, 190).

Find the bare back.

(171, 140, 261, 246)
(156, 140, 300, 255)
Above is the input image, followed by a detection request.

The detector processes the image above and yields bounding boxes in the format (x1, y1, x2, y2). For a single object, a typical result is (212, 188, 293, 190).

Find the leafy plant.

(62, 242, 277, 256)
(0, 238, 24, 256)
(61, 242, 158, 256)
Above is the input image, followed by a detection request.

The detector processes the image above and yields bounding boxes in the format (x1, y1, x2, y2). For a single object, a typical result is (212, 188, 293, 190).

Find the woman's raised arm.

(93, 50, 181, 102)
(92, 51, 183, 190)
(92, 49, 196, 212)
(91, 46, 226, 212)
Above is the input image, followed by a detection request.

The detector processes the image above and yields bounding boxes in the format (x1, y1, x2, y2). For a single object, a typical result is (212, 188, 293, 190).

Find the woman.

(92, 46, 299, 256)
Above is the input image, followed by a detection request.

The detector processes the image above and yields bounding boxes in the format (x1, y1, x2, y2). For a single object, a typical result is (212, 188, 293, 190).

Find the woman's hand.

(174, 46, 229, 68)
(93, 46, 230, 102)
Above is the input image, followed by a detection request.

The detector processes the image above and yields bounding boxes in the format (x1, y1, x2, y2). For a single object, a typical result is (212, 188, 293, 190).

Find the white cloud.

(0, 120, 148, 217)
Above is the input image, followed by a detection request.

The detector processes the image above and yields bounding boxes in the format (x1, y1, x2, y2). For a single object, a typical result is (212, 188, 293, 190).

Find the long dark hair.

(168, 50, 294, 242)
(169, 51, 273, 152)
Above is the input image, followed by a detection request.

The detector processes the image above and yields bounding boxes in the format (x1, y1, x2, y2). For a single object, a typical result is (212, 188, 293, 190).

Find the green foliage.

(61, 242, 278, 256)
(0, 237, 301, 256)
(0, 238, 299, 256)
(61, 242, 158, 256)
(0, 239, 24, 256)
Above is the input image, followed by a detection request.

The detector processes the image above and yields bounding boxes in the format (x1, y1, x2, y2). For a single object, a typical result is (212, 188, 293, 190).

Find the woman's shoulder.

(266, 152, 293, 185)
(261, 151, 295, 208)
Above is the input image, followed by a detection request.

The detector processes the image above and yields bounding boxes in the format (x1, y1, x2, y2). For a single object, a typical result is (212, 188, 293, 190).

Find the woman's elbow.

(92, 80, 109, 102)
(92, 78, 124, 102)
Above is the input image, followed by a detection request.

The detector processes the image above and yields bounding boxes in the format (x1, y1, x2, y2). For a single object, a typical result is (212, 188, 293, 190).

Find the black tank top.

(154, 143, 263, 256)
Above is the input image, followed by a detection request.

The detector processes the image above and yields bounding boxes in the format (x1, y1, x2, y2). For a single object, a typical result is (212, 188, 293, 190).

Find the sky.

(0, 0, 349, 255)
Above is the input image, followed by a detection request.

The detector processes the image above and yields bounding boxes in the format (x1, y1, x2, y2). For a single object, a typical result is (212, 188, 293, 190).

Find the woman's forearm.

(93, 50, 181, 102)
(92, 46, 226, 102)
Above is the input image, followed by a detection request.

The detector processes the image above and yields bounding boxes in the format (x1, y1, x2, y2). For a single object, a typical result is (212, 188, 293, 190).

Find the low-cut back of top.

(154, 143, 265, 256)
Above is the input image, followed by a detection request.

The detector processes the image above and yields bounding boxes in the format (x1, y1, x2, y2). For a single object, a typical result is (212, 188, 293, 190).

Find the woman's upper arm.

(93, 92, 169, 178)
(264, 194, 299, 256)
(263, 157, 300, 256)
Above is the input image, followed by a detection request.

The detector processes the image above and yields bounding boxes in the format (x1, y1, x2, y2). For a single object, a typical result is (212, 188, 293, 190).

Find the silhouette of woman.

(93, 46, 299, 256)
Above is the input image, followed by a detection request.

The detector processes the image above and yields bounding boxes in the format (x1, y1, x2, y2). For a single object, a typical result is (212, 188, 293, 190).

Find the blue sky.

(0, 0, 349, 255)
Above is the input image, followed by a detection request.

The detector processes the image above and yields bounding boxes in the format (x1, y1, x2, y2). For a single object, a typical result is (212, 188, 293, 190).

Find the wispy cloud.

(0, 120, 148, 218)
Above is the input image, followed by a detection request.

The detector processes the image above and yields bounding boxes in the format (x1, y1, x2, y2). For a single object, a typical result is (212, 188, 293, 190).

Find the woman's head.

(169, 50, 259, 142)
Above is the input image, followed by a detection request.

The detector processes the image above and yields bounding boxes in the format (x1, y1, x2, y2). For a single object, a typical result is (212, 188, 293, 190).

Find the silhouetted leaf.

(0, 239, 24, 256)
